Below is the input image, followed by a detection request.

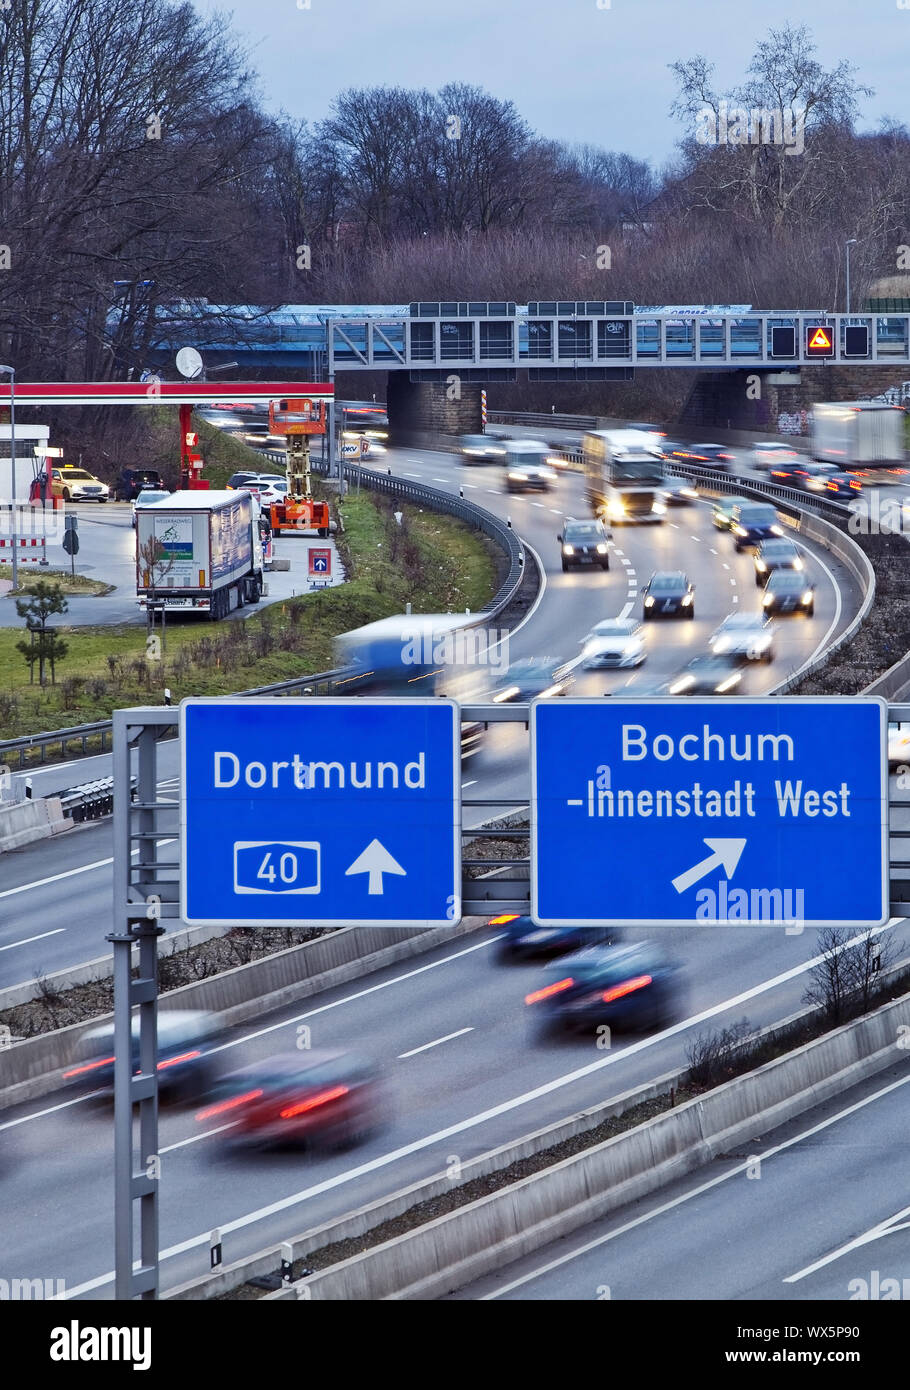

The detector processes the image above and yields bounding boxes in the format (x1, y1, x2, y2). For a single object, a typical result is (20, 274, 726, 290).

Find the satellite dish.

(176, 347, 204, 380)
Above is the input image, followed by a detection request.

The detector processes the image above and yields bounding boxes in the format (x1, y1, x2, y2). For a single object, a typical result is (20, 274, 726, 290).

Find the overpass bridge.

(142, 301, 910, 376)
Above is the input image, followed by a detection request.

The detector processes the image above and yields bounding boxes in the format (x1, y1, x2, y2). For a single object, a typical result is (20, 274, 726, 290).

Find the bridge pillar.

(387, 376, 483, 446)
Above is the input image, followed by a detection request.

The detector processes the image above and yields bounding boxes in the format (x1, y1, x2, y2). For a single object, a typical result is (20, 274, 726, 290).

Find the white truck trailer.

(810, 401, 906, 467)
(136, 490, 264, 621)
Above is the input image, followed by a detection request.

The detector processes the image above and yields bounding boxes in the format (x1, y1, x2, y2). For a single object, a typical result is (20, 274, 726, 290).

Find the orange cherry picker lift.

(267, 397, 332, 537)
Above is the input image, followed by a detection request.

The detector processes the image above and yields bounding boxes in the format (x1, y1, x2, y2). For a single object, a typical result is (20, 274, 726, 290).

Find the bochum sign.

(531, 697, 888, 928)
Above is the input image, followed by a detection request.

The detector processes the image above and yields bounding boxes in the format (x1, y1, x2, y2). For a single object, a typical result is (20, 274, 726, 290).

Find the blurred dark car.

(226, 471, 261, 490)
(669, 443, 735, 471)
(490, 913, 620, 960)
(460, 434, 506, 462)
(114, 467, 164, 502)
(660, 479, 699, 506)
(492, 659, 574, 702)
(825, 471, 863, 499)
(642, 570, 695, 619)
(762, 569, 816, 616)
(712, 495, 752, 530)
(752, 537, 804, 585)
(559, 516, 611, 570)
(730, 502, 784, 551)
(769, 461, 837, 491)
(525, 941, 683, 1035)
(667, 654, 743, 695)
(63, 1009, 223, 1100)
(195, 1049, 383, 1150)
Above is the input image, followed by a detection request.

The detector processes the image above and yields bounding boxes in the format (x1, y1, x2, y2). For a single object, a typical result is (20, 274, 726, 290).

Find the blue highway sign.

(180, 697, 461, 927)
(531, 697, 888, 927)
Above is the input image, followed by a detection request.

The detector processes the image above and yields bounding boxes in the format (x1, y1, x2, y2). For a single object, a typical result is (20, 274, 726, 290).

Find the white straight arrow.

(345, 839, 407, 895)
(672, 838, 747, 894)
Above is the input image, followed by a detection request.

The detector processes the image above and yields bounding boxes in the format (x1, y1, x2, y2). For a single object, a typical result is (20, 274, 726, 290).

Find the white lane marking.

(398, 1027, 474, 1059)
(432, 477, 447, 483)
(709, 547, 718, 555)
(463, 484, 478, 490)
(531, 502, 545, 508)
(0, 928, 66, 952)
(732, 594, 739, 603)
(462, 780, 478, 789)
(620, 558, 632, 568)
(485, 490, 498, 495)
(0, 1091, 106, 1133)
(619, 601, 633, 619)
(0, 856, 116, 897)
(549, 508, 561, 514)
(789, 537, 843, 670)
(480, 1069, 910, 1299)
(690, 535, 700, 542)
(785, 1199, 910, 1284)
(160, 1123, 238, 1154)
(669, 522, 679, 529)
(56, 920, 901, 1299)
(730, 577, 736, 585)
(403, 471, 420, 478)
(722, 563, 730, 571)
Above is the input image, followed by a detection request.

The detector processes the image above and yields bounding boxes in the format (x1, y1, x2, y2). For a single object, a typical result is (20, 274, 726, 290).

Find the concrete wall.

(0, 795, 70, 852)
(387, 377, 483, 443)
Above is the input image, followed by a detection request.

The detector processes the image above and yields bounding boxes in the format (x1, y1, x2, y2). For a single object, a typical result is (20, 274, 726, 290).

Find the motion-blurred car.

(669, 443, 735, 471)
(888, 724, 910, 769)
(525, 941, 683, 1035)
(642, 571, 695, 619)
(661, 479, 699, 506)
(730, 502, 784, 551)
(762, 569, 815, 616)
(711, 495, 752, 530)
(559, 517, 611, 570)
(667, 654, 743, 694)
(752, 537, 803, 584)
(195, 1049, 383, 1150)
(709, 613, 775, 663)
(768, 460, 837, 491)
(492, 914, 620, 960)
(131, 487, 171, 525)
(506, 460, 557, 492)
(492, 659, 575, 702)
(63, 1009, 223, 1100)
(825, 471, 863, 499)
(581, 617, 646, 669)
(752, 441, 801, 470)
(459, 433, 506, 462)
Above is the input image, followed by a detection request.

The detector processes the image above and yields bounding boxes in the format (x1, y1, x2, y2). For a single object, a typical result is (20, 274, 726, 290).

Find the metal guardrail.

(488, 410, 596, 431)
(58, 775, 138, 822)
(0, 458, 527, 770)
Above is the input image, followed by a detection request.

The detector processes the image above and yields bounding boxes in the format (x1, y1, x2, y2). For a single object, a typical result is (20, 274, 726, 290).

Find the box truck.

(810, 402, 906, 467)
(136, 490, 264, 620)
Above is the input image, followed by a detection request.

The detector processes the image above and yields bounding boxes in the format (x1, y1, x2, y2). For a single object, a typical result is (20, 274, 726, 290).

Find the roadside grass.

(0, 565, 113, 597)
(0, 489, 497, 744)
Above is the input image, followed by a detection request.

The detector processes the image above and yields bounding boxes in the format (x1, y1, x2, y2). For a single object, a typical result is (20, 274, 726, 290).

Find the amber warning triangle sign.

(808, 326, 833, 351)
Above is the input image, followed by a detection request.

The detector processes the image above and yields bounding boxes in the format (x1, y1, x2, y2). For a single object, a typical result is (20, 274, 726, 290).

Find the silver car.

(581, 618, 646, 669)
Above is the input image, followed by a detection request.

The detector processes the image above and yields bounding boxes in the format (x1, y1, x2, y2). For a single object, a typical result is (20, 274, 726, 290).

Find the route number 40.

(233, 840, 321, 895)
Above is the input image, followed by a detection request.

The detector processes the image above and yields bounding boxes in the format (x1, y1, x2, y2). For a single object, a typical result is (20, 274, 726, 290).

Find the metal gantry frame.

(111, 699, 910, 1298)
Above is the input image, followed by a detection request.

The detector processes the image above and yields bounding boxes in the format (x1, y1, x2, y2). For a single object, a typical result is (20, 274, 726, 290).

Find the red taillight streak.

(525, 977, 575, 1006)
(63, 1055, 115, 1079)
(602, 974, 653, 1003)
(279, 1085, 349, 1119)
(157, 1049, 201, 1071)
(195, 1089, 264, 1121)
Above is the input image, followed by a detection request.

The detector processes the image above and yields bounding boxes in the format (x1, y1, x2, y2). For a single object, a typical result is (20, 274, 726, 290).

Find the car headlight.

(793, 557, 803, 569)
(802, 591, 813, 604)
(563, 544, 575, 555)
(716, 674, 741, 693)
(733, 525, 746, 536)
(756, 560, 767, 571)
(493, 685, 520, 703)
(681, 594, 693, 605)
(608, 500, 625, 517)
(770, 525, 784, 536)
(652, 501, 667, 515)
(669, 674, 695, 694)
(644, 596, 654, 606)
(763, 594, 773, 606)
(596, 543, 608, 554)
(508, 471, 528, 480)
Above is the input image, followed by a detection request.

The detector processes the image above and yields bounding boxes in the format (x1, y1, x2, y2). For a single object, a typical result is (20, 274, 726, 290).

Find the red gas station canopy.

(0, 381, 334, 407)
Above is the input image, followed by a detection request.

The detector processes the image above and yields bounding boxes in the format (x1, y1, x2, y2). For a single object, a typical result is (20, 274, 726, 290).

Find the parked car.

(115, 467, 165, 501)
(41, 465, 109, 503)
(131, 488, 172, 525)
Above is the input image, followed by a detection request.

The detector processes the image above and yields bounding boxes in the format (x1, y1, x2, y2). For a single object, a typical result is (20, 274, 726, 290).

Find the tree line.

(0, 6, 908, 392)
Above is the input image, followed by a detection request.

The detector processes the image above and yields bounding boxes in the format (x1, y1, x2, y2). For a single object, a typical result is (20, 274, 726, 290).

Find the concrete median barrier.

(0, 795, 70, 852)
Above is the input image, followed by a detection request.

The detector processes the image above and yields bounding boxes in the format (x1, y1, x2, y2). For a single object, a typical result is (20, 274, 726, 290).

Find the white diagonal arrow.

(345, 839, 407, 895)
(672, 837, 746, 894)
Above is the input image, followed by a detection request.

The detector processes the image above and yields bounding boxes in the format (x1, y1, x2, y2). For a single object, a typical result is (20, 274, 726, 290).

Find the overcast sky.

(198, 0, 905, 165)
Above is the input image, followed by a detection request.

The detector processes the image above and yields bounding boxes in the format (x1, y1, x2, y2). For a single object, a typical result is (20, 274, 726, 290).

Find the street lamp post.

(845, 239, 858, 316)
(0, 366, 17, 593)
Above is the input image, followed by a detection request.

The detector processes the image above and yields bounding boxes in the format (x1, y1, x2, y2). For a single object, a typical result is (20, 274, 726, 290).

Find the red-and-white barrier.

(0, 537, 47, 562)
